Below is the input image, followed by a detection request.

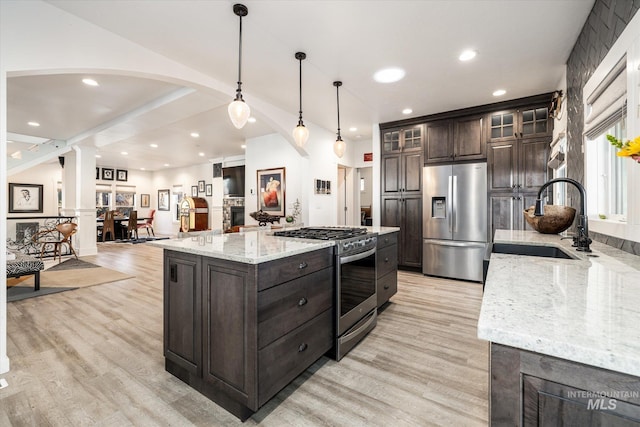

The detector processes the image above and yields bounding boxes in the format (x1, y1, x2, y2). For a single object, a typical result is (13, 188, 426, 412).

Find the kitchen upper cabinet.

(382, 124, 424, 154)
(487, 137, 549, 193)
(381, 196, 422, 269)
(382, 152, 422, 195)
(425, 115, 485, 164)
(487, 106, 551, 142)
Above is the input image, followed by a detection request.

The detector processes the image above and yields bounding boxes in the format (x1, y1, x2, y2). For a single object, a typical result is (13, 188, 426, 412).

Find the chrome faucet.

(534, 178, 592, 252)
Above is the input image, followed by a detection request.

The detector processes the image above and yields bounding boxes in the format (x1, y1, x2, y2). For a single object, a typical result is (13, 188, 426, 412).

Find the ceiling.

(7, 0, 595, 171)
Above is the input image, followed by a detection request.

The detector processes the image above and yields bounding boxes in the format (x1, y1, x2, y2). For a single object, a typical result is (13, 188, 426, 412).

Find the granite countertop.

(478, 230, 640, 377)
(150, 225, 398, 264)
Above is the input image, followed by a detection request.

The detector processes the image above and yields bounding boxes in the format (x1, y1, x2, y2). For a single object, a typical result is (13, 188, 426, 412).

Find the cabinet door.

(381, 129, 401, 153)
(487, 142, 517, 192)
(520, 106, 551, 139)
(381, 197, 401, 228)
(519, 138, 549, 192)
(488, 193, 517, 241)
(425, 119, 453, 163)
(400, 196, 423, 268)
(402, 152, 423, 194)
(454, 115, 486, 160)
(487, 109, 517, 142)
(402, 124, 424, 152)
(202, 259, 256, 409)
(381, 154, 401, 195)
(164, 251, 201, 375)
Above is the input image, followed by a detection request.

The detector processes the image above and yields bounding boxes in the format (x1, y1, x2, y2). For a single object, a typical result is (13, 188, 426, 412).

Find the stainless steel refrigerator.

(422, 162, 487, 282)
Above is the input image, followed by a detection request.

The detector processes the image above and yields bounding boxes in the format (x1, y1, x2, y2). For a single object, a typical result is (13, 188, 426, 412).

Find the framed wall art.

(191, 186, 198, 197)
(116, 169, 128, 182)
(102, 168, 114, 181)
(140, 194, 150, 208)
(206, 184, 212, 196)
(8, 183, 44, 213)
(158, 189, 170, 211)
(198, 180, 205, 193)
(96, 167, 100, 179)
(257, 167, 285, 217)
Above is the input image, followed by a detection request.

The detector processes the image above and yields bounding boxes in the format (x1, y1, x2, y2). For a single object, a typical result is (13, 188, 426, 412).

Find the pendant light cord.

(235, 12, 244, 99)
(335, 82, 342, 139)
(298, 57, 303, 124)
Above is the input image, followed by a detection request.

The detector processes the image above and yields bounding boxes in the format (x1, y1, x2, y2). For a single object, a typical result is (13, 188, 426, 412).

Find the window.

(586, 120, 627, 221)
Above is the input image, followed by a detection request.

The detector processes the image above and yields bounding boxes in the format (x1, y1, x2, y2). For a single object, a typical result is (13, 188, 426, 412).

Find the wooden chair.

(101, 210, 116, 242)
(126, 210, 139, 240)
(137, 209, 155, 237)
(51, 222, 78, 263)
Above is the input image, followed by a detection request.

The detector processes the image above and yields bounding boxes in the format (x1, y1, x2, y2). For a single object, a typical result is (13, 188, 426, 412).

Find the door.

(423, 165, 452, 240)
(337, 166, 347, 225)
(452, 163, 487, 243)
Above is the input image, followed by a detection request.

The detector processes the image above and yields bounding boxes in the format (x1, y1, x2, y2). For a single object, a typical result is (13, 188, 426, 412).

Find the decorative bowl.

(523, 205, 576, 234)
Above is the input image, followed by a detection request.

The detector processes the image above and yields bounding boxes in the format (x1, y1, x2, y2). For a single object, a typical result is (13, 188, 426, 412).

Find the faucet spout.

(534, 178, 591, 252)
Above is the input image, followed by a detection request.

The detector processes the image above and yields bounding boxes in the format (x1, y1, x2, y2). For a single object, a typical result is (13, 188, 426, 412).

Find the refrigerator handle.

(452, 175, 457, 233)
(447, 175, 453, 233)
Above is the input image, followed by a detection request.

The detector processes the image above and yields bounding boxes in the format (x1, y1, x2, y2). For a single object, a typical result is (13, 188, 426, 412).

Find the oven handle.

(339, 247, 376, 265)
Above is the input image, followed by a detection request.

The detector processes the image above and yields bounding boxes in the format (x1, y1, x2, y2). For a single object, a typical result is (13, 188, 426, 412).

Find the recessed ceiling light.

(402, 108, 413, 115)
(140, 167, 146, 171)
(27, 121, 40, 127)
(198, 152, 205, 157)
(121, 151, 128, 155)
(459, 50, 477, 61)
(164, 163, 170, 167)
(247, 117, 256, 123)
(493, 89, 507, 97)
(82, 78, 99, 86)
(349, 127, 357, 132)
(190, 132, 200, 138)
(150, 143, 158, 148)
(373, 67, 405, 83)
(95, 154, 102, 158)
(241, 144, 246, 149)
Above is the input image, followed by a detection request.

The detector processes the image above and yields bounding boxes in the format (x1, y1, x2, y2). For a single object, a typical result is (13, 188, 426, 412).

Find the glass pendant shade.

(334, 137, 346, 158)
(293, 123, 309, 147)
(228, 99, 251, 129)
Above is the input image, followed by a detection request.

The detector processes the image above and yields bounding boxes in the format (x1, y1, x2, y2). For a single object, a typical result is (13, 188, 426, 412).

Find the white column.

(0, 67, 10, 374)
(67, 145, 98, 256)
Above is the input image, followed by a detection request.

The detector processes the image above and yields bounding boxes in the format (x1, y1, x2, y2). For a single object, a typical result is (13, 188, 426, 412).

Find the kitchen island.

(479, 230, 640, 425)
(150, 226, 398, 420)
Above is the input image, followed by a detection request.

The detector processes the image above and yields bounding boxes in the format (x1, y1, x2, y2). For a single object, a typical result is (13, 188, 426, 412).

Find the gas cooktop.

(273, 227, 368, 241)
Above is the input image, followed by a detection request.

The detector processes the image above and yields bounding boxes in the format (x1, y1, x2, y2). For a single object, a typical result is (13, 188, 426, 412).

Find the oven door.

(337, 246, 377, 337)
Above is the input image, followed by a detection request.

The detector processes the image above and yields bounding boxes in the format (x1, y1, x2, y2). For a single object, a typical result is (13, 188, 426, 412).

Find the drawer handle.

(384, 257, 389, 263)
(298, 343, 308, 353)
(298, 297, 308, 307)
(298, 262, 308, 269)
(384, 285, 390, 290)
(170, 264, 177, 282)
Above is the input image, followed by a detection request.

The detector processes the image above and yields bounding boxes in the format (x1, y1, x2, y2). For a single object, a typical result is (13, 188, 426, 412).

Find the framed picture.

(213, 163, 222, 178)
(8, 183, 44, 213)
(206, 184, 212, 196)
(158, 189, 170, 211)
(198, 180, 205, 193)
(116, 169, 128, 182)
(102, 168, 114, 181)
(140, 194, 150, 208)
(16, 222, 39, 243)
(257, 167, 285, 217)
(96, 167, 100, 179)
(191, 185, 198, 197)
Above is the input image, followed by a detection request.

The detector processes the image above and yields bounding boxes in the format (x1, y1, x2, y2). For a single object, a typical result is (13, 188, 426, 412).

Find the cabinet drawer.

(258, 267, 333, 349)
(258, 309, 333, 406)
(377, 244, 398, 278)
(377, 232, 398, 249)
(377, 271, 398, 308)
(257, 247, 334, 291)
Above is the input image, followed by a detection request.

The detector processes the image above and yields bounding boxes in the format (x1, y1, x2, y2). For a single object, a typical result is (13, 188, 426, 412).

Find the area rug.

(14, 261, 134, 289)
(7, 286, 77, 302)
(113, 236, 170, 244)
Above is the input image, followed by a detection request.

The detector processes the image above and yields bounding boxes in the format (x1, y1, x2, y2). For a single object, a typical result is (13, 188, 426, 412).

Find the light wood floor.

(1, 243, 488, 426)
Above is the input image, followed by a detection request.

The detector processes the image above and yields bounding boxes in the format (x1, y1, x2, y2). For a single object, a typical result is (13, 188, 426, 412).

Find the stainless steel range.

(273, 227, 378, 360)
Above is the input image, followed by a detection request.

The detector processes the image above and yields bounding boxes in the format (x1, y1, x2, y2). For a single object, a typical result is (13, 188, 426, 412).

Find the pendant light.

(333, 81, 346, 158)
(228, 4, 250, 129)
(292, 52, 309, 147)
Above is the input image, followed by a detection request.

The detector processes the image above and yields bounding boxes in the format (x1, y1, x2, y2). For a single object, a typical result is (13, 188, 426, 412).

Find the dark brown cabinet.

(381, 152, 422, 196)
(381, 124, 424, 154)
(164, 247, 334, 420)
(487, 106, 551, 142)
(491, 343, 640, 426)
(488, 193, 538, 240)
(376, 232, 398, 308)
(425, 115, 485, 164)
(381, 196, 422, 268)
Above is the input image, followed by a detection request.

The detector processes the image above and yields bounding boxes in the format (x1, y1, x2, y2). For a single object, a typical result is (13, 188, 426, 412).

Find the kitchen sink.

(491, 243, 575, 259)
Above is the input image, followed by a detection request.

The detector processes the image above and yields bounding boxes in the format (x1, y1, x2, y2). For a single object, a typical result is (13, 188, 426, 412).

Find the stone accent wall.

(566, 0, 640, 254)
(222, 197, 244, 231)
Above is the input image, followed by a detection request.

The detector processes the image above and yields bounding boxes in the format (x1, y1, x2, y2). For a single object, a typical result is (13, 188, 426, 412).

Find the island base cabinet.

(491, 343, 640, 426)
